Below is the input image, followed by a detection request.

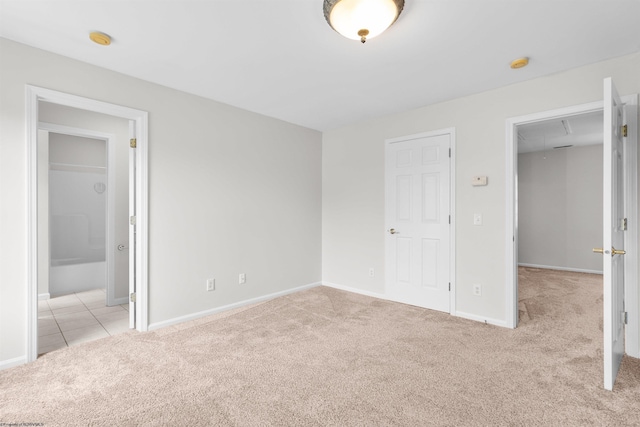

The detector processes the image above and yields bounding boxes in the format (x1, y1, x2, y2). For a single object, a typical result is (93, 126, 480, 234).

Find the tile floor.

(38, 288, 130, 355)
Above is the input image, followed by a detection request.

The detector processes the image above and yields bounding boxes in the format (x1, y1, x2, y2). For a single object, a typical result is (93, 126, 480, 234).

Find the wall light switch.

(473, 213, 482, 226)
(472, 176, 488, 186)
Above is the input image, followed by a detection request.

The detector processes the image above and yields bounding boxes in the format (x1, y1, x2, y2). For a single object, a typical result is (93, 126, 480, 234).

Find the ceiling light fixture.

(323, 0, 405, 43)
(89, 31, 111, 46)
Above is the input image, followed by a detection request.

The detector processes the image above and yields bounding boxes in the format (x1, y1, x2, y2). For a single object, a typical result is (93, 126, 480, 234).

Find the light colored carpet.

(1, 268, 639, 426)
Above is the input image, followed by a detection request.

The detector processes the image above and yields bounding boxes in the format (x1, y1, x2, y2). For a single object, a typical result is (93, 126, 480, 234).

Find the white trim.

(322, 281, 386, 300)
(148, 282, 323, 331)
(38, 293, 50, 301)
(325, 281, 509, 328)
(26, 86, 38, 364)
(505, 96, 638, 344)
(26, 85, 149, 364)
(0, 356, 28, 371)
(384, 127, 456, 314)
(128, 120, 135, 328)
(455, 311, 508, 328)
(449, 128, 457, 314)
(518, 263, 603, 275)
(623, 94, 639, 358)
(135, 113, 149, 332)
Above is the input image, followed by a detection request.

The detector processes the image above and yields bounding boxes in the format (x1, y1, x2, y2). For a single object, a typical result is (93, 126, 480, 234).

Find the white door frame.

(505, 97, 639, 359)
(37, 122, 124, 306)
(26, 85, 149, 363)
(384, 127, 456, 314)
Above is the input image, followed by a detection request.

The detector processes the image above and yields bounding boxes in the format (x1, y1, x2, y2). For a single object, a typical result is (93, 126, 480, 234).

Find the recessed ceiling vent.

(553, 145, 573, 149)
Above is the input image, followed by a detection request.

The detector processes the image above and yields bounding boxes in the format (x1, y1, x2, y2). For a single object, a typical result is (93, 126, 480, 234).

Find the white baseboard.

(148, 282, 322, 331)
(38, 293, 50, 300)
(455, 310, 509, 328)
(322, 281, 386, 300)
(324, 282, 511, 329)
(0, 356, 27, 371)
(518, 263, 603, 275)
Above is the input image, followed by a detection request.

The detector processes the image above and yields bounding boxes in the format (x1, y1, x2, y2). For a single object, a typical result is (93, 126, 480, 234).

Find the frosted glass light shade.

(323, 0, 404, 42)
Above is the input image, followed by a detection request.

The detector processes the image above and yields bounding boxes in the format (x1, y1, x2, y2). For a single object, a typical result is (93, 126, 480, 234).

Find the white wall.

(49, 134, 107, 267)
(518, 144, 603, 273)
(0, 38, 322, 366)
(322, 52, 640, 326)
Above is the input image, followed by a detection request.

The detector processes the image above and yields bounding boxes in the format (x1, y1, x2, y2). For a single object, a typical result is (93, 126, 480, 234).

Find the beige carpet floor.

(1, 268, 639, 426)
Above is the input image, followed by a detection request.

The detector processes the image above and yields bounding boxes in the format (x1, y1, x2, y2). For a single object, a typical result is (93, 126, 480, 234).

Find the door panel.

(421, 239, 439, 288)
(386, 133, 451, 312)
(602, 77, 625, 391)
(422, 174, 439, 222)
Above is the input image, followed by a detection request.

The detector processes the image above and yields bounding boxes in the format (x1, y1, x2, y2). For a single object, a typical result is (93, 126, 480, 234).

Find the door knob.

(593, 247, 625, 257)
(388, 228, 398, 235)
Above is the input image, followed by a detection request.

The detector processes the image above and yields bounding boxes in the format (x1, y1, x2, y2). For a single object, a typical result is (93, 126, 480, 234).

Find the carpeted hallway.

(1, 268, 639, 426)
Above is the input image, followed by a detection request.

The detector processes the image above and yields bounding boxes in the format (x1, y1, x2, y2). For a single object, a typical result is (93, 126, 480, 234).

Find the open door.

(128, 121, 137, 329)
(596, 77, 626, 391)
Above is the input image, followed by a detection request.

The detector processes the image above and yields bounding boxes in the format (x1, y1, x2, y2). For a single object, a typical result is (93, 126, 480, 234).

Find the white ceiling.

(517, 111, 603, 154)
(1, 0, 639, 131)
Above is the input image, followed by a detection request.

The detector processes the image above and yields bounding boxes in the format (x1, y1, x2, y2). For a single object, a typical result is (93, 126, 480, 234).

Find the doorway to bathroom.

(26, 86, 149, 362)
(37, 114, 129, 355)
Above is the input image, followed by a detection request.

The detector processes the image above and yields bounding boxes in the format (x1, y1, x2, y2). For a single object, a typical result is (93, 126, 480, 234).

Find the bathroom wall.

(48, 133, 107, 296)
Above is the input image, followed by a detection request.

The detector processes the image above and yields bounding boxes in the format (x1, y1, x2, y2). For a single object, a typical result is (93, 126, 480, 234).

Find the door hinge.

(130, 138, 137, 148)
(130, 215, 136, 225)
(130, 292, 137, 303)
(448, 282, 451, 291)
(448, 215, 451, 224)
(622, 218, 627, 231)
(622, 125, 627, 138)
(624, 311, 628, 325)
(448, 148, 451, 158)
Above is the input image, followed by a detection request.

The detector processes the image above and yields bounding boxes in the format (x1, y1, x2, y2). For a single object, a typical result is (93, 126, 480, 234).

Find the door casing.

(26, 85, 149, 363)
(504, 96, 639, 359)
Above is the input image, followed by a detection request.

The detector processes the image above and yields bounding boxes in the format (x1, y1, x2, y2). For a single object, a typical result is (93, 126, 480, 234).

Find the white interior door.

(128, 122, 136, 328)
(601, 77, 626, 391)
(385, 133, 451, 312)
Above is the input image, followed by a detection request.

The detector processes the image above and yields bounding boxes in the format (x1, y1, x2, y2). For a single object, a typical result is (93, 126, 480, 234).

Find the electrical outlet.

(206, 278, 215, 291)
(473, 284, 482, 296)
(369, 268, 375, 277)
(239, 273, 246, 284)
